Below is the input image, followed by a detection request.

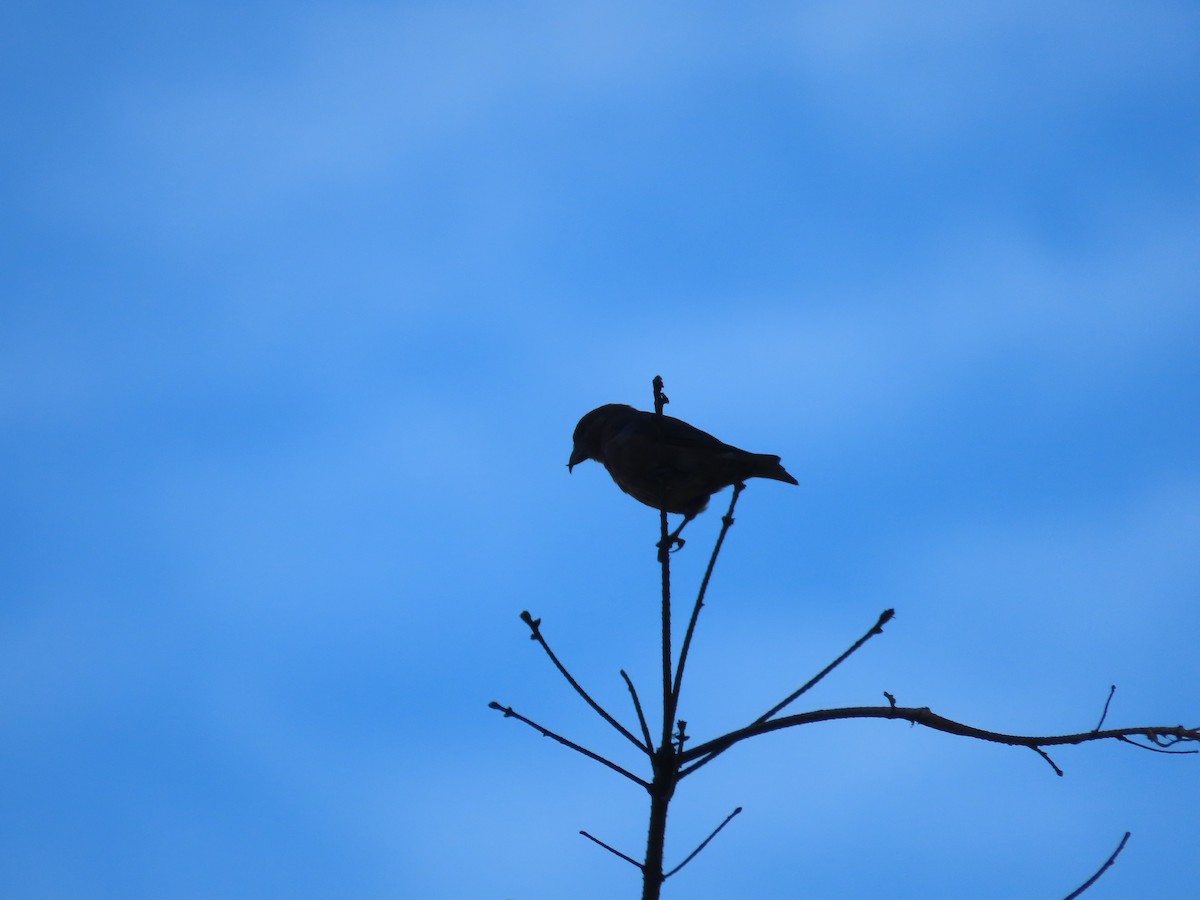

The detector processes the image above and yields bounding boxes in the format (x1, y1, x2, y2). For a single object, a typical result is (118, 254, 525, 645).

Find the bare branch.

(678, 705, 1200, 777)
(621, 669, 654, 751)
(664, 807, 743, 879)
(1094, 685, 1117, 731)
(580, 830, 644, 870)
(671, 482, 744, 726)
(1062, 832, 1131, 900)
(488, 701, 650, 788)
(659, 505, 673, 746)
(755, 609, 895, 726)
(519, 611, 648, 754)
(1116, 733, 1196, 754)
(1030, 746, 1064, 777)
(679, 610, 895, 779)
(654, 378, 675, 751)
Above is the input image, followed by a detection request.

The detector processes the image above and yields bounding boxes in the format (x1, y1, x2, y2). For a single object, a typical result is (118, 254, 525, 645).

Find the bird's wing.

(652, 413, 738, 454)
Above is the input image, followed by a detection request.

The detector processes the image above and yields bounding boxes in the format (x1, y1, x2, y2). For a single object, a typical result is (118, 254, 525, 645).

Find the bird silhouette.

(568, 403, 797, 549)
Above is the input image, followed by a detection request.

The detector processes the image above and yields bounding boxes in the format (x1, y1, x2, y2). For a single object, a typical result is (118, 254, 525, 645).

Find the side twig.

(670, 483, 744, 725)
(520, 611, 648, 753)
(488, 702, 649, 788)
(754, 608, 895, 725)
(1094, 685, 1117, 731)
(664, 806, 743, 879)
(1062, 831, 1131, 900)
(622, 669, 654, 751)
(580, 830, 644, 870)
(678, 609, 894, 779)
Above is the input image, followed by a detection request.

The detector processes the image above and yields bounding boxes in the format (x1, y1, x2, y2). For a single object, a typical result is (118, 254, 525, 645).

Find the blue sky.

(3, 2, 1199, 898)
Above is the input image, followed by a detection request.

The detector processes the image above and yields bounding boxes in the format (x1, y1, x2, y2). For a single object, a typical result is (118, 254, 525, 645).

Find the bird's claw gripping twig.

(656, 533, 686, 560)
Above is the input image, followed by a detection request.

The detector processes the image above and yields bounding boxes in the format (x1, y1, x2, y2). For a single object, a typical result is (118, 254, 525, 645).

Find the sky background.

(3, 2, 1199, 898)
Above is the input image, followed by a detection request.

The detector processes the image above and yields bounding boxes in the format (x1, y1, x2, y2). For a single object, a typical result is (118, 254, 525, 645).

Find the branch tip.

(523, 612, 647, 751)
(580, 830, 644, 871)
(1063, 831, 1132, 900)
(1032, 745, 1065, 776)
(1094, 684, 1117, 732)
(664, 806, 743, 879)
(519, 610, 541, 636)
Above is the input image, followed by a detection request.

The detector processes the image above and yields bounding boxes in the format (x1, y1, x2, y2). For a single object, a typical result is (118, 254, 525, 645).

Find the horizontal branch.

(678, 705, 1199, 775)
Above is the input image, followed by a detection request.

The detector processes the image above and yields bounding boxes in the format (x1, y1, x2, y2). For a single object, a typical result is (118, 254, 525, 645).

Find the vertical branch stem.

(644, 374, 674, 900)
(652, 375, 673, 749)
(660, 507, 672, 748)
(641, 760, 670, 900)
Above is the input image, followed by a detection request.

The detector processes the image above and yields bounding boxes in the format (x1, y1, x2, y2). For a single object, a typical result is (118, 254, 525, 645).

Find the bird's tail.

(752, 454, 799, 485)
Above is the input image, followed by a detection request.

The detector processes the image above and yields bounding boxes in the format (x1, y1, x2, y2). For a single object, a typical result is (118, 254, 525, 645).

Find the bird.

(567, 403, 797, 549)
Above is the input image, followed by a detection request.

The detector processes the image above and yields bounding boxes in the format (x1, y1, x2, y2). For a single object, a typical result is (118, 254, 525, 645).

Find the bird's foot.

(656, 534, 686, 561)
(656, 517, 691, 561)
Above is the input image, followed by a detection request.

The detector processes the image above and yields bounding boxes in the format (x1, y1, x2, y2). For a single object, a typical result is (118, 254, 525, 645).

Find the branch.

(1062, 831, 1131, 900)
(664, 806, 742, 879)
(654, 376, 673, 750)
(580, 830, 643, 870)
(678, 705, 1200, 777)
(621, 669, 654, 751)
(659, 506, 672, 747)
(678, 609, 894, 779)
(488, 701, 650, 788)
(1030, 745, 1064, 777)
(1094, 685, 1117, 731)
(670, 483, 744, 726)
(519, 611, 648, 753)
(754, 608, 894, 725)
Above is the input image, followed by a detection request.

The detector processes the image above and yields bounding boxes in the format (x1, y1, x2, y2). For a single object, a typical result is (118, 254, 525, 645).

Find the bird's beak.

(567, 446, 588, 473)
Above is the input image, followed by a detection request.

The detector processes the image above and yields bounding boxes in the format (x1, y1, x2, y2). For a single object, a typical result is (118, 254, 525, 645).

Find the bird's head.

(567, 403, 633, 472)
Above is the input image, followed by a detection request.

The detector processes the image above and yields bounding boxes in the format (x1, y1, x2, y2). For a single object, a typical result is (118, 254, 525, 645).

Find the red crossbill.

(568, 404, 797, 537)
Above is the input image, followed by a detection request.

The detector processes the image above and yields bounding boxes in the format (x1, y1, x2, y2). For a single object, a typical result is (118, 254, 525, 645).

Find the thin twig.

(670, 483, 744, 725)
(664, 807, 743, 879)
(1094, 685, 1117, 731)
(752, 608, 895, 727)
(621, 669, 654, 751)
(1116, 734, 1197, 754)
(519, 611, 648, 753)
(580, 830, 644, 870)
(488, 702, 649, 788)
(1031, 746, 1064, 777)
(1062, 831, 1131, 900)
